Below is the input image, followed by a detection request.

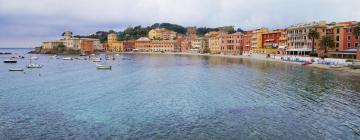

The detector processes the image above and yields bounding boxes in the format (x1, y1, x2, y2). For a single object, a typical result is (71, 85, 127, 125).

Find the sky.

(0, 0, 359, 48)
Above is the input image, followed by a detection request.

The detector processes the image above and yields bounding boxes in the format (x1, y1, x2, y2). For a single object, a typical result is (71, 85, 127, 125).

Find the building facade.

(251, 28, 269, 49)
(221, 32, 242, 55)
(287, 21, 327, 55)
(207, 32, 222, 54)
(241, 31, 253, 54)
(148, 28, 177, 40)
(135, 37, 152, 52)
(191, 37, 208, 53)
(327, 21, 359, 59)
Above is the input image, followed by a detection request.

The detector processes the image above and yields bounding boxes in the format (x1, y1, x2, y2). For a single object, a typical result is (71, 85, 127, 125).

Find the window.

(336, 36, 339, 41)
(336, 43, 339, 48)
(350, 28, 353, 33)
(348, 36, 351, 41)
(356, 43, 359, 48)
(348, 43, 351, 48)
(336, 28, 340, 34)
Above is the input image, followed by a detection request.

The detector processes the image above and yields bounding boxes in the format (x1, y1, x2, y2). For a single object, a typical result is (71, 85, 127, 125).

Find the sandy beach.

(117, 52, 360, 75)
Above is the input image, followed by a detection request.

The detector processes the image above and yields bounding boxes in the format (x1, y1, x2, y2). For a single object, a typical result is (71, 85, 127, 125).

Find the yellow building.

(107, 33, 124, 52)
(207, 32, 222, 54)
(148, 28, 177, 40)
(150, 40, 176, 52)
(251, 28, 268, 49)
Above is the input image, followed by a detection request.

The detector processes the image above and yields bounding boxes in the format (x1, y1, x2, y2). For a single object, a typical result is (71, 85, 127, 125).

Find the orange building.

(134, 37, 152, 52)
(81, 40, 95, 53)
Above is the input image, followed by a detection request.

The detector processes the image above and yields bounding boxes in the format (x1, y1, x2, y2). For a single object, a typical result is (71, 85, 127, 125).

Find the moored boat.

(3, 59, 17, 63)
(9, 68, 24, 71)
(63, 57, 73, 60)
(302, 61, 312, 65)
(92, 58, 101, 62)
(96, 65, 112, 70)
(27, 64, 43, 68)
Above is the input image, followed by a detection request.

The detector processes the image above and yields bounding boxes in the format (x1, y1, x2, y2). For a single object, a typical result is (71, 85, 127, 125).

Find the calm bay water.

(0, 48, 360, 139)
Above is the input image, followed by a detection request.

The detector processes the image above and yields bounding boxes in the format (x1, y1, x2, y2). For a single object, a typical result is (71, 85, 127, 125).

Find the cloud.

(0, 0, 359, 47)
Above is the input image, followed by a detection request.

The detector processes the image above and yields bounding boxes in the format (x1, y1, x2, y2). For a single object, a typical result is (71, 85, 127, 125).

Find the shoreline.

(118, 52, 360, 75)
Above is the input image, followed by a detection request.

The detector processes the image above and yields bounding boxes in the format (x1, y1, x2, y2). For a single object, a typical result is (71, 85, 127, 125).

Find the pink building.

(221, 32, 243, 55)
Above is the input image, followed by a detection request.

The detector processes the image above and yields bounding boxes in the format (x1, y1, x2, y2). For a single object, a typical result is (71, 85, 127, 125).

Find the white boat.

(9, 68, 24, 71)
(92, 58, 101, 62)
(96, 65, 112, 70)
(27, 64, 43, 68)
(30, 56, 39, 60)
(63, 57, 73, 60)
(27, 55, 42, 68)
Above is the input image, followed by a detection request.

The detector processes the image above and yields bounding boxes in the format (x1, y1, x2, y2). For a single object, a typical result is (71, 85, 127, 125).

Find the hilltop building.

(148, 28, 177, 40)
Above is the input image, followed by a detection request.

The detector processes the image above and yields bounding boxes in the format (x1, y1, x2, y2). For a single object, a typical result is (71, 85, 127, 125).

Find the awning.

(278, 46, 287, 49)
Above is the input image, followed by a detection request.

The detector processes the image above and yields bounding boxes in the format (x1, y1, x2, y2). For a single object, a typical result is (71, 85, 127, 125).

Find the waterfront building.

(252, 29, 286, 54)
(221, 32, 242, 55)
(148, 28, 177, 40)
(326, 21, 359, 59)
(42, 31, 102, 53)
(190, 37, 208, 53)
(81, 40, 95, 53)
(287, 21, 327, 55)
(134, 37, 152, 52)
(251, 28, 269, 49)
(207, 32, 222, 54)
(123, 40, 135, 52)
(107, 33, 124, 52)
(241, 31, 253, 54)
(42, 40, 64, 50)
(180, 39, 192, 53)
(150, 40, 176, 52)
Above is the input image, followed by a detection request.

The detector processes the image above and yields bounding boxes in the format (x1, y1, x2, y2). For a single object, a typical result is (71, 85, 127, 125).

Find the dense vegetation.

(73, 23, 244, 43)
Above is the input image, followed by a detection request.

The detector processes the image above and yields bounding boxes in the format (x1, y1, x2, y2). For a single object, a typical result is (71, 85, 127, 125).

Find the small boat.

(30, 56, 39, 60)
(96, 65, 112, 70)
(122, 58, 131, 60)
(92, 58, 101, 62)
(63, 57, 73, 60)
(11, 55, 25, 59)
(302, 61, 312, 65)
(3, 60, 17, 63)
(9, 68, 24, 71)
(27, 64, 43, 68)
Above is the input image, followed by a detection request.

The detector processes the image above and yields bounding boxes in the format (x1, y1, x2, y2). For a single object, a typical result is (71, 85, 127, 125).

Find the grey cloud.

(0, 0, 359, 47)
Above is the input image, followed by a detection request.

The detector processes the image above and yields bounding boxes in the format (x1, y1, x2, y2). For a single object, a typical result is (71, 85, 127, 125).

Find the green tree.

(320, 35, 335, 57)
(308, 29, 320, 54)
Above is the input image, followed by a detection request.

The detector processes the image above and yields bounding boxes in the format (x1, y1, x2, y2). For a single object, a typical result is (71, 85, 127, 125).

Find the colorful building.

(221, 32, 242, 55)
(251, 28, 269, 49)
(207, 31, 222, 54)
(151, 40, 176, 52)
(327, 21, 359, 59)
(42, 31, 102, 53)
(81, 40, 95, 53)
(123, 41, 135, 52)
(107, 33, 124, 52)
(148, 28, 177, 40)
(241, 31, 253, 54)
(134, 37, 152, 52)
(287, 21, 327, 55)
(190, 37, 208, 53)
